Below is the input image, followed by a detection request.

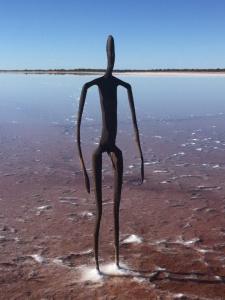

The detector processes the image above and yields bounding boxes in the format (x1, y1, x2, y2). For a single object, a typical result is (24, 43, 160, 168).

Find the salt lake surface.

(2, 73, 225, 299)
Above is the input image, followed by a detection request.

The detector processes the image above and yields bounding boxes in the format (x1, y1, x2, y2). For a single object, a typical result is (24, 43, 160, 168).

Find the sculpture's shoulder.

(113, 76, 131, 89)
(83, 77, 101, 89)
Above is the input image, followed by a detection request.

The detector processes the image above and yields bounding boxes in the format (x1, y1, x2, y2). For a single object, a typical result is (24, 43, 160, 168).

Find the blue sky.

(1, 0, 225, 69)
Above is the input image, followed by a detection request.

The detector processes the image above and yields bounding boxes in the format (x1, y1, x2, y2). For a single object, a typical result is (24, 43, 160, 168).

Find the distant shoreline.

(1, 69, 225, 77)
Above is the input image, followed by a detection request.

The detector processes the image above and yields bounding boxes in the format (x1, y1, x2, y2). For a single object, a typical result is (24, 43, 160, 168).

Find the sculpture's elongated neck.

(104, 65, 113, 77)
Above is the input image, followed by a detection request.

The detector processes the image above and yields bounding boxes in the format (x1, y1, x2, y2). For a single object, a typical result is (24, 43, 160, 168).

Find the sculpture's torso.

(97, 76, 118, 150)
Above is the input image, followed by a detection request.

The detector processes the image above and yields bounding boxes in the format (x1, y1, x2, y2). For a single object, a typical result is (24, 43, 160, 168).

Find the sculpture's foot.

(116, 261, 121, 269)
(96, 266, 101, 275)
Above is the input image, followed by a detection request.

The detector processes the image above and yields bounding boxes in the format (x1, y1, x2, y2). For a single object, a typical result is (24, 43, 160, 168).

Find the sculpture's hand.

(84, 169, 90, 193)
(140, 156, 144, 184)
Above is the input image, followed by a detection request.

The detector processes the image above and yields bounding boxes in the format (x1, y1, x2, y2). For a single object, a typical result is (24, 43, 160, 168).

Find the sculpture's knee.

(96, 204, 102, 216)
(92, 147, 102, 171)
(118, 149, 123, 162)
(115, 150, 123, 170)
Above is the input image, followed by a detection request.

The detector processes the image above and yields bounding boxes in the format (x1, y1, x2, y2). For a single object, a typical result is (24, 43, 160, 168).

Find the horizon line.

(1, 68, 225, 72)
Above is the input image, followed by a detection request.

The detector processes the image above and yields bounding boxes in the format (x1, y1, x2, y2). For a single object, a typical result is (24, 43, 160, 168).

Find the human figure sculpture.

(77, 35, 144, 273)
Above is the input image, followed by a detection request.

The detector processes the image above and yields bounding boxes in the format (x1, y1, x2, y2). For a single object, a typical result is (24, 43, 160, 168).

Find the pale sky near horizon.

(1, 0, 225, 69)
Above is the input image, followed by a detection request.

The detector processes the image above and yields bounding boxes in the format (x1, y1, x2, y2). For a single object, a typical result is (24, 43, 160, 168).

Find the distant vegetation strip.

(1, 68, 225, 73)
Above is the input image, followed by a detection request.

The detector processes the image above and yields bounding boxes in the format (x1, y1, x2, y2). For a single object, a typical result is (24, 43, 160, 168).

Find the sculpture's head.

(106, 35, 115, 74)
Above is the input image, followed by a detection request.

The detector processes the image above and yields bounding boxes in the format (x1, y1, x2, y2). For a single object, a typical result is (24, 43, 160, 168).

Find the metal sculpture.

(77, 35, 144, 273)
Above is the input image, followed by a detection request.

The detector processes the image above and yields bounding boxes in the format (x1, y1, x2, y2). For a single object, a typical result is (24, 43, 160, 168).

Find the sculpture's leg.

(92, 146, 103, 272)
(110, 146, 123, 268)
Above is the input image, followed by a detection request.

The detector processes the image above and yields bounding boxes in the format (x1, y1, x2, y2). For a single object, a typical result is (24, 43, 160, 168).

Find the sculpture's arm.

(77, 80, 96, 193)
(117, 78, 144, 183)
(116, 78, 144, 182)
(126, 84, 144, 183)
